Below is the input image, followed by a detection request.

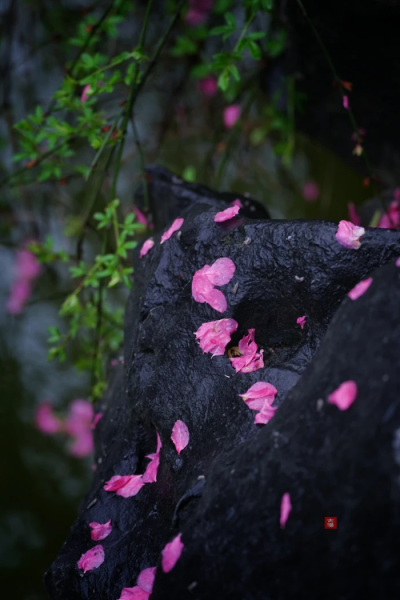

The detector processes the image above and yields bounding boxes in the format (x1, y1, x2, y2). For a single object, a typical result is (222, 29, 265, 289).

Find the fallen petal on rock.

(77, 545, 104, 573)
(348, 278, 373, 300)
(327, 380, 358, 411)
(161, 533, 184, 573)
(171, 420, 189, 454)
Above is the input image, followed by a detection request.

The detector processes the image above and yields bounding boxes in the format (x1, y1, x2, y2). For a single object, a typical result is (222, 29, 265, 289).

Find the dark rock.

(44, 171, 400, 600)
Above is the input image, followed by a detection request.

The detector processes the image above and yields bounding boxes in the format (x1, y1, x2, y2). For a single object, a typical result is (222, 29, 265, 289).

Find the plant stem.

(131, 115, 149, 210)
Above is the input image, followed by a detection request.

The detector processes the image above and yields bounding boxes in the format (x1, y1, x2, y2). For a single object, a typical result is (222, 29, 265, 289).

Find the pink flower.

(91, 413, 103, 429)
(77, 545, 104, 573)
(35, 402, 63, 434)
(348, 202, 360, 226)
(302, 181, 320, 202)
(171, 420, 189, 454)
(195, 318, 238, 357)
(140, 238, 155, 258)
(161, 218, 184, 244)
(7, 279, 32, 314)
(103, 474, 144, 498)
(117, 567, 156, 600)
(377, 200, 400, 229)
(239, 381, 278, 424)
(348, 277, 373, 300)
(185, 0, 214, 26)
(343, 96, 349, 109)
(230, 329, 264, 373)
(65, 400, 93, 436)
(296, 316, 306, 329)
(69, 430, 94, 457)
(396, 256, 400, 267)
(197, 76, 218, 97)
(231, 199, 243, 208)
(280, 493, 292, 528)
(327, 380, 357, 411)
(223, 105, 241, 128)
(214, 205, 240, 222)
(335, 220, 365, 249)
(89, 520, 112, 541)
(142, 432, 162, 483)
(133, 207, 148, 226)
(161, 533, 184, 573)
(16, 249, 41, 280)
(192, 258, 235, 313)
(81, 84, 92, 103)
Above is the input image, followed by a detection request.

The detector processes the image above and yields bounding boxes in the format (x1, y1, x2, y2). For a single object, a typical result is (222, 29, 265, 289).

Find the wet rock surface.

(45, 169, 400, 599)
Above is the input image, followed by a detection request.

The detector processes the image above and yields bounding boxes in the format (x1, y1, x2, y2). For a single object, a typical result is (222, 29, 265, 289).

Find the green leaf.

(218, 69, 230, 92)
(247, 40, 262, 60)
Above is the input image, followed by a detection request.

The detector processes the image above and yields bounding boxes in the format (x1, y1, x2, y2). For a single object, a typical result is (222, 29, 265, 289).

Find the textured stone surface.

(44, 169, 400, 599)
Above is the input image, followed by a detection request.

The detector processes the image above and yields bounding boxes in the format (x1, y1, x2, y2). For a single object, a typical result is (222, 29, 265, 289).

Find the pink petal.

(160, 218, 184, 244)
(203, 287, 227, 313)
(230, 329, 264, 373)
(7, 279, 31, 314)
(35, 402, 63, 434)
(91, 413, 103, 429)
(214, 205, 240, 222)
(65, 399, 94, 436)
(302, 181, 319, 202)
(254, 402, 277, 425)
(156, 431, 162, 454)
(171, 420, 189, 454)
(231, 199, 243, 208)
(69, 430, 94, 457)
(89, 520, 112, 541)
(137, 566, 157, 593)
(191, 269, 215, 303)
(197, 76, 218, 97)
(335, 220, 365, 249)
(223, 105, 241, 128)
(348, 202, 360, 226)
(116, 475, 145, 498)
(142, 453, 160, 483)
(161, 533, 184, 573)
(133, 207, 148, 226)
(117, 587, 149, 600)
(204, 258, 236, 286)
(343, 96, 349, 109)
(280, 493, 292, 528)
(377, 200, 400, 229)
(396, 257, 400, 267)
(327, 380, 357, 411)
(77, 544, 104, 572)
(239, 381, 278, 402)
(296, 316, 306, 329)
(16, 249, 41, 280)
(195, 318, 238, 356)
(348, 277, 373, 300)
(140, 238, 155, 258)
(81, 84, 91, 103)
(104, 475, 134, 492)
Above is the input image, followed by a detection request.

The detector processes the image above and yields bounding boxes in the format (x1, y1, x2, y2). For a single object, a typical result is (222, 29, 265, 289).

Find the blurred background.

(1, 0, 399, 598)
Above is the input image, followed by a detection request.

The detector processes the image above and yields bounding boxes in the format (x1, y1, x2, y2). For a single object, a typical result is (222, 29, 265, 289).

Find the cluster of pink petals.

(296, 316, 306, 329)
(335, 220, 365, 249)
(142, 432, 162, 483)
(377, 199, 400, 229)
(231, 199, 243, 208)
(65, 399, 94, 457)
(81, 84, 92, 103)
(171, 420, 189, 454)
(230, 329, 264, 373)
(35, 402, 63, 434)
(104, 430, 161, 497)
(192, 258, 235, 313)
(302, 181, 320, 202)
(117, 567, 156, 600)
(161, 218, 184, 243)
(327, 380, 357, 411)
(214, 205, 240, 222)
(89, 520, 112, 541)
(7, 248, 41, 314)
(280, 493, 292, 528)
(161, 533, 184, 573)
(197, 76, 218, 97)
(195, 318, 238, 356)
(348, 277, 373, 300)
(35, 399, 95, 457)
(185, 0, 214, 26)
(140, 238, 155, 258)
(239, 381, 278, 425)
(223, 105, 241, 129)
(77, 544, 105, 573)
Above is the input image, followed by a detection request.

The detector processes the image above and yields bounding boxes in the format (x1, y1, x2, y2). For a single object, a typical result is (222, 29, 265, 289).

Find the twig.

(131, 115, 149, 210)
